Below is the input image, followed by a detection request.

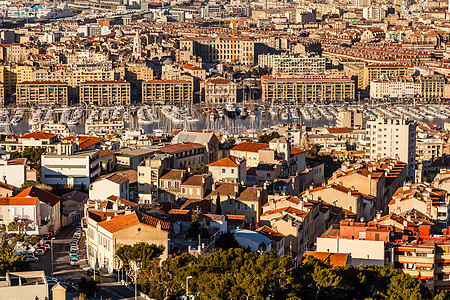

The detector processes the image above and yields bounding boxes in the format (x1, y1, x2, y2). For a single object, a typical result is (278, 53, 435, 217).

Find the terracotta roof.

(207, 182, 240, 198)
(236, 187, 262, 202)
(61, 190, 88, 203)
(232, 142, 269, 153)
(0, 181, 14, 191)
(98, 211, 169, 233)
(180, 199, 211, 212)
(208, 156, 241, 167)
(326, 127, 351, 134)
(291, 147, 305, 155)
(182, 175, 207, 186)
(106, 195, 138, 207)
(159, 142, 205, 154)
(0, 197, 38, 206)
(88, 211, 116, 222)
(94, 172, 128, 185)
(261, 206, 308, 218)
(18, 81, 67, 85)
(99, 149, 115, 157)
(144, 80, 191, 84)
(19, 132, 56, 140)
(255, 226, 284, 242)
(15, 186, 61, 207)
(160, 169, 185, 181)
(7, 158, 26, 165)
(60, 136, 102, 150)
(80, 80, 129, 85)
(303, 251, 349, 267)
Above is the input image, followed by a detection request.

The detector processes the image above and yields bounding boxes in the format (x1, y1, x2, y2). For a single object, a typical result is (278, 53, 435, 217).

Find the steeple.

(133, 31, 142, 59)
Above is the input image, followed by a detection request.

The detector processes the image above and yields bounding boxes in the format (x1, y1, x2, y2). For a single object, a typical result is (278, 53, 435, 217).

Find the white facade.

(370, 78, 416, 100)
(41, 150, 100, 187)
(89, 178, 130, 201)
(366, 117, 416, 179)
(0, 159, 27, 188)
(316, 237, 385, 266)
(258, 54, 325, 76)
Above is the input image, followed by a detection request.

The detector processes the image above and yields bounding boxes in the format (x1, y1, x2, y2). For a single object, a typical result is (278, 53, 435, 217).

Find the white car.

(70, 258, 79, 266)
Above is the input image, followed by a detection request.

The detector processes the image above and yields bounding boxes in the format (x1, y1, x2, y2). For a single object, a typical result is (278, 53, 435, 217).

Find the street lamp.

(133, 264, 140, 300)
(50, 237, 55, 278)
(186, 276, 193, 297)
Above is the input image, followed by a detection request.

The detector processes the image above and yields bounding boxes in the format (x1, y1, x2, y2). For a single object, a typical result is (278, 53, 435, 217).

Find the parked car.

(35, 249, 44, 256)
(70, 258, 78, 266)
(26, 256, 39, 263)
(46, 277, 58, 287)
(60, 282, 77, 292)
(70, 253, 78, 259)
(41, 244, 50, 250)
(85, 268, 99, 276)
(38, 246, 48, 253)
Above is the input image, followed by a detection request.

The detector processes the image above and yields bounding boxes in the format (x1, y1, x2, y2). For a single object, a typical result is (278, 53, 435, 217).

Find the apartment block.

(41, 150, 100, 187)
(366, 117, 416, 179)
(363, 64, 413, 90)
(79, 80, 130, 105)
(16, 81, 68, 106)
(258, 54, 326, 76)
(180, 37, 255, 65)
(142, 80, 193, 103)
(201, 77, 238, 104)
(261, 76, 355, 102)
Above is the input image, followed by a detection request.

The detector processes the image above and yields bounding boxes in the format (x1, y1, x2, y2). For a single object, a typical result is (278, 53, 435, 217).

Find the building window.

(222, 168, 226, 174)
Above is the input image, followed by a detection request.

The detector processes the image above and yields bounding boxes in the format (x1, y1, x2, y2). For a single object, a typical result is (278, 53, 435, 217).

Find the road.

(31, 225, 145, 300)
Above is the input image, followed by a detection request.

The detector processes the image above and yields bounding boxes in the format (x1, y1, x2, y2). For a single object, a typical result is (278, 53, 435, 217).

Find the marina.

(3, 103, 450, 136)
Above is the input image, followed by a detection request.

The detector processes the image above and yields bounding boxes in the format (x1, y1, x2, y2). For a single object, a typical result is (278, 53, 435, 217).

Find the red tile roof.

(208, 156, 241, 167)
(159, 142, 205, 154)
(303, 251, 349, 267)
(291, 147, 305, 155)
(15, 186, 61, 207)
(0, 197, 38, 206)
(98, 211, 169, 233)
(19, 132, 56, 140)
(231, 142, 269, 153)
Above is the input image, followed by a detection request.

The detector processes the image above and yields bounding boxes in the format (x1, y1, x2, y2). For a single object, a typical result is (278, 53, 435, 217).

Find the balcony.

(399, 269, 434, 278)
(394, 255, 434, 264)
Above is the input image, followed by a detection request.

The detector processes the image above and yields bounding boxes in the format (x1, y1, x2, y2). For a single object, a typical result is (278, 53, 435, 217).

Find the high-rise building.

(366, 117, 416, 179)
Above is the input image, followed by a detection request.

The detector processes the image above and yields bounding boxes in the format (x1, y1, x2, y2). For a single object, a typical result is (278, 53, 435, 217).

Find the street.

(31, 225, 146, 300)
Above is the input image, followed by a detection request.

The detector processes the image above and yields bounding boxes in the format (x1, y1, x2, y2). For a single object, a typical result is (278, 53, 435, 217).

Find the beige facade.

(16, 81, 68, 106)
(142, 80, 193, 103)
(262, 76, 355, 102)
(202, 77, 238, 104)
(363, 64, 412, 90)
(79, 80, 130, 105)
(208, 156, 247, 184)
(86, 211, 170, 273)
(180, 37, 254, 65)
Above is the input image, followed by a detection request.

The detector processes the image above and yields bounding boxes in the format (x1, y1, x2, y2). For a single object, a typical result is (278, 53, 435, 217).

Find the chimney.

(94, 202, 99, 210)
(299, 200, 304, 211)
(256, 190, 261, 198)
(444, 229, 448, 240)
(376, 211, 381, 220)
(102, 207, 107, 212)
(113, 202, 119, 211)
(234, 185, 238, 193)
(403, 220, 408, 227)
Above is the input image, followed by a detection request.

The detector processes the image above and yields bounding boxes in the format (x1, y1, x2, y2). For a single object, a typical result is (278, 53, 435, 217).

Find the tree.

(0, 242, 30, 275)
(259, 132, 280, 143)
(215, 232, 240, 250)
(387, 273, 431, 300)
(215, 193, 222, 215)
(78, 277, 98, 297)
(116, 242, 165, 271)
(191, 164, 208, 175)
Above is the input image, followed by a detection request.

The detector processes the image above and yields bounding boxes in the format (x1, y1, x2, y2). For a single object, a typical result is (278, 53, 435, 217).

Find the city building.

(258, 54, 326, 77)
(79, 81, 131, 105)
(201, 77, 238, 105)
(16, 81, 68, 106)
(41, 150, 100, 187)
(261, 76, 355, 102)
(142, 80, 193, 103)
(366, 117, 416, 178)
